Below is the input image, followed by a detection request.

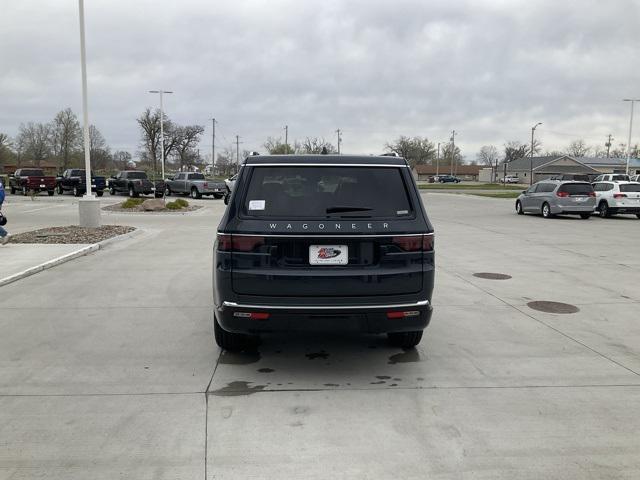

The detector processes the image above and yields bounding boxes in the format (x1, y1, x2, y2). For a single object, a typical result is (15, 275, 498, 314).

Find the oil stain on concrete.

(305, 351, 330, 360)
(211, 381, 267, 396)
(219, 350, 261, 365)
(473, 272, 512, 280)
(388, 348, 421, 365)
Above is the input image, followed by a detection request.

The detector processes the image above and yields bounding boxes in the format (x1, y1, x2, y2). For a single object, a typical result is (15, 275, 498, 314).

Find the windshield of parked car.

(127, 172, 147, 179)
(620, 183, 640, 192)
(242, 166, 413, 218)
(612, 175, 630, 181)
(558, 183, 594, 195)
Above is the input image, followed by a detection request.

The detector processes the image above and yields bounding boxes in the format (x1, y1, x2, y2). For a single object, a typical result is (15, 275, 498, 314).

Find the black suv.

(213, 155, 435, 350)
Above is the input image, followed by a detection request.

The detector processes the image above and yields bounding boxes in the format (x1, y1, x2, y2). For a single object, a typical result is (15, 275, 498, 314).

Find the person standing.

(0, 178, 9, 245)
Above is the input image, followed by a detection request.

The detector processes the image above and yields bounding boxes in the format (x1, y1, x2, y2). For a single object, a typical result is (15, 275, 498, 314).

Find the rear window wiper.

(325, 205, 373, 214)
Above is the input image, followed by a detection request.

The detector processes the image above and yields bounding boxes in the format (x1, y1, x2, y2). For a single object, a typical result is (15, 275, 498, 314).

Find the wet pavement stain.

(376, 375, 391, 380)
(324, 383, 339, 387)
(527, 300, 579, 314)
(219, 350, 261, 365)
(257, 368, 275, 373)
(370, 381, 385, 384)
(473, 272, 512, 280)
(305, 351, 330, 360)
(390, 383, 398, 387)
(211, 381, 266, 396)
(388, 348, 421, 365)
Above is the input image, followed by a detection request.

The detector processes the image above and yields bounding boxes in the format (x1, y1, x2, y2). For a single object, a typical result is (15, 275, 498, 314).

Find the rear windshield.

(558, 183, 594, 195)
(612, 175, 630, 181)
(71, 170, 85, 176)
(190, 173, 205, 180)
(620, 183, 640, 192)
(242, 166, 412, 218)
(19, 169, 44, 176)
(127, 172, 147, 179)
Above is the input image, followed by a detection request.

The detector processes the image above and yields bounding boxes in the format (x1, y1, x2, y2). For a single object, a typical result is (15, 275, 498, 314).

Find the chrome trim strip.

(216, 232, 434, 238)
(222, 300, 430, 310)
(244, 163, 408, 168)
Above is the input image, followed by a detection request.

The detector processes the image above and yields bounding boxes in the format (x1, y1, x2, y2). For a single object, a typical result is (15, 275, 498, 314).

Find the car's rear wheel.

(387, 330, 423, 348)
(110, 187, 116, 195)
(22, 186, 28, 196)
(580, 213, 591, 219)
(73, 186, 80, 197)
(542, 202, 553, 218)
(57, 184, 64, 194)
(47, 190, 54, 196)
(96, 191, 103, 197)
(515, 200, 524, 215)
(165, 186, 171, 196)
(128, 186, 137, 198)
(214, 315, 258, 351)
(191, 187, 202, 199)
(213, 193, 223, 199)
(599, 201, 610, 218)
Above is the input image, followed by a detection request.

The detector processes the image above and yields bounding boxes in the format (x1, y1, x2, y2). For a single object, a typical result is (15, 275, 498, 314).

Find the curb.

(0, 228, 143, 288)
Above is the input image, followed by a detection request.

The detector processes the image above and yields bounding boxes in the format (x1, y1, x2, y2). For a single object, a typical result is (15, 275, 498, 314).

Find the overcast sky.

(2, 0, 639, 161)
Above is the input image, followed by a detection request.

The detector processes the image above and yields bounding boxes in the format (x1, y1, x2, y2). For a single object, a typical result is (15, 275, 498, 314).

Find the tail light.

(613, 193, 627, 199)
(204, 182, 208, 187)
(391, 234, 434, 252)
(588, 191, 596, 197)
(387, 310, 420, 319)
(556, 191, 569, 197)
(216, 234, 265, 252)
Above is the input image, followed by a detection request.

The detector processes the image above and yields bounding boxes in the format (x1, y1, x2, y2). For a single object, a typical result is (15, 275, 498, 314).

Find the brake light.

(613, 193, 627, 199)
(556, 191, 569, 197)
(216, 234, 265, 252)
(391, 234, 434, 252)
(588, 191, 596, 197)
(204, 182, 208, 187)
(387, 310, 420, 319)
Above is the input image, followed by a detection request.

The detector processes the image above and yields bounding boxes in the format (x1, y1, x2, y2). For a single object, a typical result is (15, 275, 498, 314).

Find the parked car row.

(515, 179, 640, 219)
(5, 169, 229, 199)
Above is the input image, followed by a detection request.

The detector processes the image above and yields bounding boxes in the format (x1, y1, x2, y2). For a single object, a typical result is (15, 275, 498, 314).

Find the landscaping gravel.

(8, 225, 136, 244)
(102, 203, 202, 213)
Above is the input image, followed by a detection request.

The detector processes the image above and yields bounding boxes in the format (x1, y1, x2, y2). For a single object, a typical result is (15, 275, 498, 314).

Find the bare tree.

(564, 139, 591, 157)
(0, 133, 13, 171)
(476, 145, 499, 167)
(300, 137, 337, 154)
(16, 122, 51, 166)
(87, 124, 111, 169)
(174, 125, 204, 171)
(112, 150, 132, 170)
(385, 136, 435, 166)
(51, 108, 81, 170)
(137, 108, 162, 172)
(264, 136, 297, 154)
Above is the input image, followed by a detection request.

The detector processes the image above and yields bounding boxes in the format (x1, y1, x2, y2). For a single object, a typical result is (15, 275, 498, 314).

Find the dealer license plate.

(309, 245, 348, 265)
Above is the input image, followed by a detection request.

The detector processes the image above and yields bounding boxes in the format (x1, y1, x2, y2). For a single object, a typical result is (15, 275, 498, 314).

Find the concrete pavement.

(1, 192, 639, 479)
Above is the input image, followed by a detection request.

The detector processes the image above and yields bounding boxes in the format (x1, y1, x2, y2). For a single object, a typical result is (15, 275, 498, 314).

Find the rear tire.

(387, 330, 423, 348)
(515, 200, 524, 215)
(579, 213, 591, 219)
(636, 214, 640, 219)
(542, 202, 553, 218)
(96, 191, 104, 197)
(128, 186, 137, 198)
(57, 184, 64, 194)
(599, 201, 610, 218)
(191, 187, 202, 199)
(22, 186, 28, 196)
(213, 193, 223, 199)
(165, 186, 171, 196)
(10, 186, 15, 194)
(47, 190, 54, 196)
(214, 315, 258, 351)
(73, 186, 80, 197)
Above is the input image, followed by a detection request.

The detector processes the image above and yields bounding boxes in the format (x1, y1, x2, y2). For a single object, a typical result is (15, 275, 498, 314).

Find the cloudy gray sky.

(2, 0, 639, 161)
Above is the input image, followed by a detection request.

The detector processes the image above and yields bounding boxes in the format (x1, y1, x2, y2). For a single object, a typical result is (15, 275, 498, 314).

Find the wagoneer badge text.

(268, 222, 390, 230)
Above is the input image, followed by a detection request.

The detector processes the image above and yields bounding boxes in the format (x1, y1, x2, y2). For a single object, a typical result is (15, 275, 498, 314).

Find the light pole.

(530, 122, 542, 185)
(210, 118, 216, 173)
(436, 142, 440, 177)
(284, 125, 288, 153)
(149, 90, 173, 180)
(77, 0, 100, 227)
(623, 99, 639, 175)
(450, 131, 456, 176)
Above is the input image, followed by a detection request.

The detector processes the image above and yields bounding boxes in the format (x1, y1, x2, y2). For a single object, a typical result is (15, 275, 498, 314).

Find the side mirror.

(522, 190, 527, 194)
(223, 193, 230, 205)
(111, 175, 116, 179)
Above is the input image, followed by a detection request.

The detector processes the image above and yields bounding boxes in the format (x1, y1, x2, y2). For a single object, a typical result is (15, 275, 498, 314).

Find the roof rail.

(380, 152, 399, 157)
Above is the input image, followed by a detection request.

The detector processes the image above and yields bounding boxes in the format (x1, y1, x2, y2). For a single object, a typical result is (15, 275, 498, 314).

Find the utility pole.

(623, 99, 639, 175)
(605, 134, 613, 158)
(450, 131, 456, 176)
(336, 129, 342, 154)
(211, 118, 216, 172)
(436, 142, 440, 177)
(530, 122, 542, 185)
(284, 125, 288, 153)
(235, 135, 243, 173)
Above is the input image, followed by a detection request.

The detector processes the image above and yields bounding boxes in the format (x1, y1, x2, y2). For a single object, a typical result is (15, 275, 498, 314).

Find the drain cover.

(527, 301, 579, 314)
(473, 272, 512, 280)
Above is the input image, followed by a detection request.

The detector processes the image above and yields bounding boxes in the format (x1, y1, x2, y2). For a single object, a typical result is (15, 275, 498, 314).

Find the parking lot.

(1, 192, 639, 479)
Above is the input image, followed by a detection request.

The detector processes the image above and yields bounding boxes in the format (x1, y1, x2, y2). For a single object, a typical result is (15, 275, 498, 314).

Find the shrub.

(166, 199, 189, 210)
(121, 198, 144, 209)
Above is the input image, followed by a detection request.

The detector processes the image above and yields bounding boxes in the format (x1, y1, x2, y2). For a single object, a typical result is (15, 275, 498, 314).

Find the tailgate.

(230, 235, 426, 297)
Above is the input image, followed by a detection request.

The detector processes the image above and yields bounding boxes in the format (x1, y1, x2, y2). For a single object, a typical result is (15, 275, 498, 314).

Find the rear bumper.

(551, 203, 595, 214)
(215, 299, 432, 334)
(611, 206, 640, 214)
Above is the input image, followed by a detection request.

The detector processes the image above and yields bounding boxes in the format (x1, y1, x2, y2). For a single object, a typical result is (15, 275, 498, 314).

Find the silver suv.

(516, 180, 596, 219)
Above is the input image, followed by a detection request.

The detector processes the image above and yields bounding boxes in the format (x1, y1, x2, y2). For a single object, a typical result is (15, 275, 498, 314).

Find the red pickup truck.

(9, 168, 57, 196)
